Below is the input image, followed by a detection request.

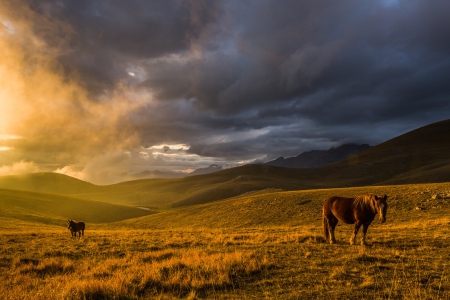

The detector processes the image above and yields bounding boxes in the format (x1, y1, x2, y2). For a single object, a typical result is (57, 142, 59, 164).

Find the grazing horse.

(322, 194, 388, 245)
(67, 220, 85, 239)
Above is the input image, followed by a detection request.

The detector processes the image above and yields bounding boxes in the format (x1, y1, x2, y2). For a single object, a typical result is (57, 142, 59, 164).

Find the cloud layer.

(1, 0, 450, 183)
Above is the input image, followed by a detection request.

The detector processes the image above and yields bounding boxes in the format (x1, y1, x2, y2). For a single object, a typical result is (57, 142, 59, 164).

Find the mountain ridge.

(265, 143, 371, 168)
(188, 164, 223, 176)
(124, 170, 185, 180)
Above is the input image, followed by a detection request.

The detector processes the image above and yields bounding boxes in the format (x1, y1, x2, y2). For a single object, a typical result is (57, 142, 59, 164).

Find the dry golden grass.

(0, 229, 274, 299)
(1, 221, 450, 299)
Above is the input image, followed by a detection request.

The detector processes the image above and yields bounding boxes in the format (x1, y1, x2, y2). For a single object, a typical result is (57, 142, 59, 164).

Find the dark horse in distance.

(322, 194, 388, 245)
(67, 220, 85, 239)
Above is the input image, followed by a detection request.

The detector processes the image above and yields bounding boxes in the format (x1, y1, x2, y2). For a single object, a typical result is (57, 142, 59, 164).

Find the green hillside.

(0, 172, 99, 194)
(77, 166, 330, 207)
(0, 188, 154, 227)
(117, 182, 450, 230)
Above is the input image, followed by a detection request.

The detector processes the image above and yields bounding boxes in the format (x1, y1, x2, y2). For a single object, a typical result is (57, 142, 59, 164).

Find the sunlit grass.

(0, 230, 274, 299)
(1, 222, 450, 299)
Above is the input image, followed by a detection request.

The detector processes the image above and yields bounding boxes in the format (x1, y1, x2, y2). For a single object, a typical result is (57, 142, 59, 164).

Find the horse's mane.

(353, 194, 378, 213)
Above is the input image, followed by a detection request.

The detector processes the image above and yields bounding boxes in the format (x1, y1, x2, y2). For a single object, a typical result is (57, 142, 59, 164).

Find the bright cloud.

(0, 134, 21, 140)
(0, 160, 39, 176)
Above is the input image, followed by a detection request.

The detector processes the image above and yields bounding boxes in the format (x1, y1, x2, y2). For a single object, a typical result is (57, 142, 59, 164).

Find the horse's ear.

(375, 195, 379, 200)
(383, 194, 387, 200)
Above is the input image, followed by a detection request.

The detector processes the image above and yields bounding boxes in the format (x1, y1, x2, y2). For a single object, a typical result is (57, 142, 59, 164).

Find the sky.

(1, 0, 450, 185)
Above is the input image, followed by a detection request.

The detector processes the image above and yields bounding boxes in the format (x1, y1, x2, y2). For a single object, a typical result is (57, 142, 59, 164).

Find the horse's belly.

(333, 211, 356, 224)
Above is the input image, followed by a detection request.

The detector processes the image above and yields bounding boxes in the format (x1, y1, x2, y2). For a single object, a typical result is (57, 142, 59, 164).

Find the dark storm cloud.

(22, 0, 223, 94)
(5, 0, 450, 169)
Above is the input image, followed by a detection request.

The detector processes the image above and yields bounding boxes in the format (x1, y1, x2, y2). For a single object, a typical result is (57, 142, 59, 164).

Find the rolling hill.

(116, 181, 450, 229)
(1, 119, 450, 209)
(0, 188, 154, 227)
(323, 118, 450, 185)
(0, 172, 98, 195)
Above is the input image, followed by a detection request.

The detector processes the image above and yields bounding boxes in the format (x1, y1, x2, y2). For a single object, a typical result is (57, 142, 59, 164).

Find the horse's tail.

(323, 216, 329, 241)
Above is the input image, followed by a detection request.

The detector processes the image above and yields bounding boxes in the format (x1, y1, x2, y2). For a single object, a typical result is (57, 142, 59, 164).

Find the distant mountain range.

(124, 145, 370, 180)
(123, 170, 185, 181)
(188, 164, 222, 176)
(124, 164, 223, 181)
(127, 144, 370, 181)
(265, 143, 371, 168)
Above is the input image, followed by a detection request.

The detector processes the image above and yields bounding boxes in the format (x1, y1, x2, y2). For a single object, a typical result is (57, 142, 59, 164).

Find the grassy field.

(1, 182, 450, 299)
(1, 223, 450, 299)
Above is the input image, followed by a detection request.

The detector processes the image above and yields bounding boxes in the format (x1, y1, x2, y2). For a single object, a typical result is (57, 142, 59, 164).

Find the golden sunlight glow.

(0, 4, 145, 177)
(0, 134, 21, 140)
(0, 50, 21, 134)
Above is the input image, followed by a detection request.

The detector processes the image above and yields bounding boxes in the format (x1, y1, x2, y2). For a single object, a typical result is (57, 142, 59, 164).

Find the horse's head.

(375, 195, 388, 223)
(67, 220, 73, 229)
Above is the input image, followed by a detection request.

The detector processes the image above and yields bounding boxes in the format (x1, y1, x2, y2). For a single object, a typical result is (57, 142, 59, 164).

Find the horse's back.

(323, 196, 356, 224)
(323, 196, 353, 211)
(78, 222, 86, 232)
(71, 221, 85, 231)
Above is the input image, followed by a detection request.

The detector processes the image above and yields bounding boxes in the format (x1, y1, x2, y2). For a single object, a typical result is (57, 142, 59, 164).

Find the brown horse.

(67, 220, 85, 239)
(322, 194, 388, 245)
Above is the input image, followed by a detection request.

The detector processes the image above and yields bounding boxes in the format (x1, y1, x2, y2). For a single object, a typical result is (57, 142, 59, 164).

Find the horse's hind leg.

(361, 224, 370, 246)
(328, 216, 338, 244)
(350, 221, 362, 245)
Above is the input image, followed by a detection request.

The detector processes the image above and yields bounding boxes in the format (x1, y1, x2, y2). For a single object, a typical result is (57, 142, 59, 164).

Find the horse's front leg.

(350, 221, 362, 245)
(361, 223, 370, 246)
